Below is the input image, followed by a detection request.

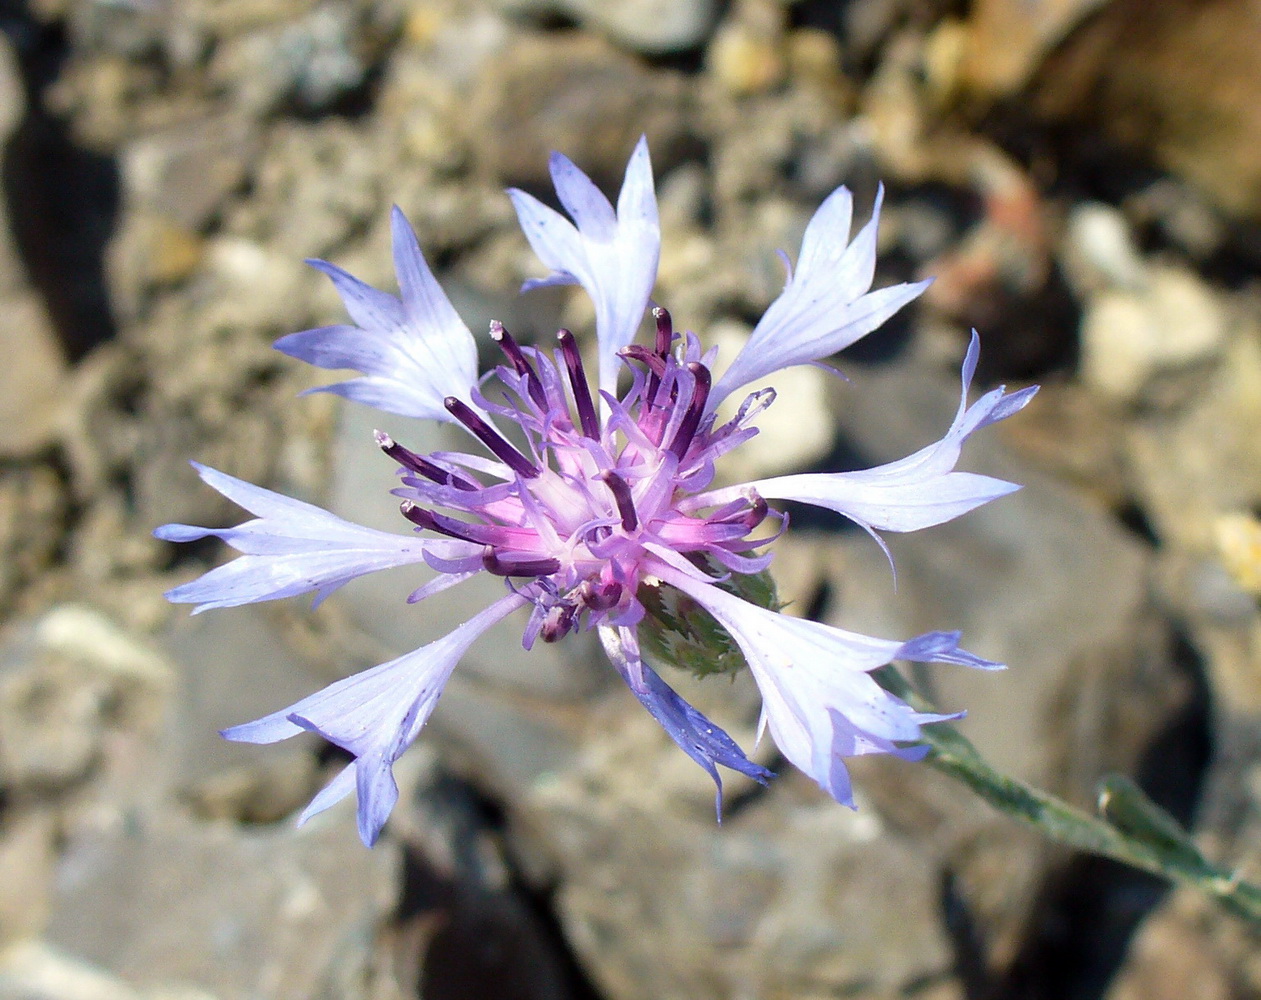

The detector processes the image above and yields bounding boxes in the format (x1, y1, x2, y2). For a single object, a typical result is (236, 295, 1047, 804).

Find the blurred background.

(0, 0, 1259, 997)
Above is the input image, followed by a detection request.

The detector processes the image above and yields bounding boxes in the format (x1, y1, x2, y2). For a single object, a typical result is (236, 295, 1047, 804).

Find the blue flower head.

(156, 138, 1036, 846)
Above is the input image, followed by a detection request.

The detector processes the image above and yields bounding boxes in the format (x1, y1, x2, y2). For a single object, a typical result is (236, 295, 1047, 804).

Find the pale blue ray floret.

(156, 137, 1037, 847)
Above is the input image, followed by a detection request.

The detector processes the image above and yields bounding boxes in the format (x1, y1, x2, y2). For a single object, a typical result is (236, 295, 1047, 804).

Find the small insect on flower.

(156, 138, 1037, 846)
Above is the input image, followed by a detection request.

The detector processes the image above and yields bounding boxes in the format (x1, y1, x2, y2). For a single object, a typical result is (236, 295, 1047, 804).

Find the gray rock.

(733, 341, 1182, 977)
(378, 755, 587, 1000)
(158, 602, 330, 824)
(818, 344, 1159, 787)
(1101, 890, 1235, 1000)
(495, 0, 721, 53)
(0, 606, 173, 950)
(0, 810, 57, 947)
(532, 741, 963, 1000)
(468, 32, 693, 191)
(46, 812, 397, 1000)
(0, 940, 218, 1000)
(1080, 265, 1230, 407)
(120, 115, 259, 233)
(0, 605, 172, 803)
(0, 32, 69, 460)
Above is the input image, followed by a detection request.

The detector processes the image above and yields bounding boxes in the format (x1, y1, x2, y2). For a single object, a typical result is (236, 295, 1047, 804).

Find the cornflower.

(156, 139, 1036, 846)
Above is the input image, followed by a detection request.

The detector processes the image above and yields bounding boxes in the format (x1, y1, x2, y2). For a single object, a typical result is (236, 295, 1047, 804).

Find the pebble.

(0, 939, 215, 1000)
(1213, 513, 1261, 598)
(1063, 201, 1147, 294)
(120, 116, 259, 233)
(0, 606, 170, 799)
(494, 0, 721, 53)
(706, 0, 787, 97)
(707, 21, 784, 97)
(469, 32, 692, 190)
(1080, 265, 1229, 404)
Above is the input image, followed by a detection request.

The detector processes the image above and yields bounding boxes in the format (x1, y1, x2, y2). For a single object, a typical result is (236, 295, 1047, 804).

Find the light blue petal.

(896, 630, 1003, 671)
(710, 186, 929, 408)
(616, 136, 658, 231)
(794, 186, 853, 279)
(549, 151, 617, 239)
(712, 280, 930, 408)
(298, 762, 357, 824)
(512, 136, 660, 397)
(159, 551, 424, 611)
(275, 325, 398, 377)
(508, 189, 592, 285)
(298, 376, 453, 422)
(390, 207, 480, 383)
(285, 648, 449, 758)
(221, 709, 305, 744)
(185, 461, 334, 522)
(652, 564, 994, 805)
(728, 333, 1037, 534)
(275, 210, 479, 422)
(224, 592, 526, 846)
(599, 626, 771, 817)
(354, 746, 398, 846)
(749, 470, 1021, 534)
(155, 463, 435, 613)
(520, 272, 579, 294)
(306, 259, 405, 331)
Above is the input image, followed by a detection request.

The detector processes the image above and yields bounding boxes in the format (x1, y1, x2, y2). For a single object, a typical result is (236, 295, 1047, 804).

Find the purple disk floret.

(156, 136, 1036, 846)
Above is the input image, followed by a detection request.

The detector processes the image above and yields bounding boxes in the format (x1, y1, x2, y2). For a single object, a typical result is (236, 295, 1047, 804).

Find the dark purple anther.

(712, 493, 769, 531)
(577, 579, 623, 612)
(583, 523, 615, 550)
(481, 547, 561, 577)
(490, 322, 548, 411)
(648, 307, 674, 403)
(741, 494, 769, 530)
(400, 501, 453, 536)
(617, 345, 668, 379)
(539, 603, 578, 643)
(443, 397, 541, 479)
(400, 502, 497, 545)
(598, 470, 639, 532)
(375, 430, 478, 490)
(557, 329, 600, 440)
(652, 306, 674, 356)
(667, 363, 712, 460)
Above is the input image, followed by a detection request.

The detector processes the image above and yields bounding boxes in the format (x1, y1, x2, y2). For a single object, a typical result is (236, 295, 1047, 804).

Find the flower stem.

(873, 666, 1261, 927)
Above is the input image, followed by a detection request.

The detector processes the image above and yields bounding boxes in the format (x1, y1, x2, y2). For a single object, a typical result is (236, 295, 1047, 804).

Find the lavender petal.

(710, 186, 930, 407)
(224, 593, 525, 846)
(154, 463, 434, 613)
(274, 208, 479, 422)
(652, 565, 995, 806)
(730, 333, 1037, 533)
(510, 135, 659, 396)
(600, 626, 771, 817)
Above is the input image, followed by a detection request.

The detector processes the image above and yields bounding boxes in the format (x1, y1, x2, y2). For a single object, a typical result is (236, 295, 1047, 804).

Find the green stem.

(873, 666, 1261, 927)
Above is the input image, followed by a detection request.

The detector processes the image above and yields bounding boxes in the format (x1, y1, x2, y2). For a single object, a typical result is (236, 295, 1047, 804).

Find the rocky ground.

(0, 0, 1260, 998)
